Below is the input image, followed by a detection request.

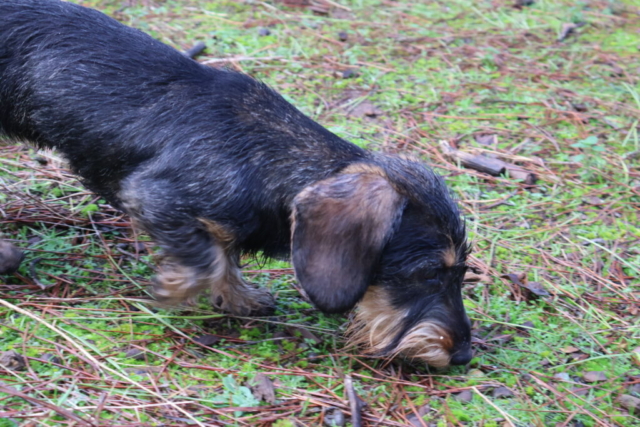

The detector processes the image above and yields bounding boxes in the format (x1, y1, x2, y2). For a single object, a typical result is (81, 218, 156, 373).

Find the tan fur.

(340, 163, 388, 178)
(207, 256, 274, 316)
(153, 220, 273, 315)
(347, 287, 453, 368)
(442, 246, 457, 268)
(391, 323, 453, 368)
(199, 218, 235, 249)
(347, 287, 407, 351)
(291, 168, 405, 312)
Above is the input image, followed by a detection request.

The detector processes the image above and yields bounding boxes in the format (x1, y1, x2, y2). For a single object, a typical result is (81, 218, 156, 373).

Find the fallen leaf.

(558, 23, 578, 42)
(561, 346, 580, 354)
(194, 334, 222, 347)
(583, 196, 604, 205)
(553, 372, 571, 382)
(348, 100, 383, 118)
(629, 349, 640, 369)
(125, 348, 145, 360)
(583, 371, 607, 383)
(570, 352, 589, 362)
(475, 134, 498, 146)
(468, 369, 485, 378)
(323, 407, 345, 426)
(571, 102, 588, 112)
(572, 387, 589, 396)
(617, 394, 640, 412)
(407, 404, 431, 426)
(517, 321, 535, 332)
(492, 386, 514, 398)
(124, 366, 163, 375)
(286, 326, 321, 344)
(522, 281, 550, 297)
(0, 351, 26, 371)
(0, 241, 24, 275)
(488, 334, 514, 344)
(454, 390, 473, 403)
(248, 373, 276, 404)
(514, 0, 534, 8)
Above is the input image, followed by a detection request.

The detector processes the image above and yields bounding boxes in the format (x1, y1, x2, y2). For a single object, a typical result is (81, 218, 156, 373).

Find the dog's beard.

(347, 287, 452, 368)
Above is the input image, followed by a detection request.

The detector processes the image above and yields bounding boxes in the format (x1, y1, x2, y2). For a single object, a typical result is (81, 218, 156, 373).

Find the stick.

(0, 383, 95, 426)
(183, 42, 207, 59)
(345, 375, 363, 427)
(440, 141, 505, 175)
(439, 141, 537, 183)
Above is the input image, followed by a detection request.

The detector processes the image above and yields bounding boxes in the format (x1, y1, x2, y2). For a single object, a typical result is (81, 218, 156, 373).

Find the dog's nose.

(450, 348, 473, 365)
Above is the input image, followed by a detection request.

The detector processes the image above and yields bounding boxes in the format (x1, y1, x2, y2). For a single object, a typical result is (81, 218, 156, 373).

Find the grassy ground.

(1, 0, 639, 425)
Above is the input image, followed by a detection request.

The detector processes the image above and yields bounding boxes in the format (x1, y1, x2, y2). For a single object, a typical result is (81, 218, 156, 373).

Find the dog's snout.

(450, 347, 473, 365)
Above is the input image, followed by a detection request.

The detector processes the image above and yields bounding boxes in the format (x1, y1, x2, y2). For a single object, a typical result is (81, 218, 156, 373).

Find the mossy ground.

(1, 0, 639, 425)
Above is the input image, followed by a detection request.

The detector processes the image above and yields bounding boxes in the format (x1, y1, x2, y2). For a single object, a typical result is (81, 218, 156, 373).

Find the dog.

(0, 0, 472, 367)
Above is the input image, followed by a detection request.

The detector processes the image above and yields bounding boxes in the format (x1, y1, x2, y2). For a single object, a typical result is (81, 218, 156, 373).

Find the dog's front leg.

(119, 175, 274, 316)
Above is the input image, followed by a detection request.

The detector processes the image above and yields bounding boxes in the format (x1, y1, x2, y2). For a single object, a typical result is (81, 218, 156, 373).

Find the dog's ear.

(291, 168, 405, 313)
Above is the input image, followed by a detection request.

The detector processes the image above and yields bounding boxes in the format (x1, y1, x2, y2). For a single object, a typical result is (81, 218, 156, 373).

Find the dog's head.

(291, 156, 471, 368)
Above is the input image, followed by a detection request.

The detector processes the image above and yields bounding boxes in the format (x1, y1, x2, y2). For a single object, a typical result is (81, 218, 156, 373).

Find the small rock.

(258, 28, 271, 36)
(583, 371, 607, 383)
(337, 31, 348, 42)
(454, 389, 473, 403)
(0, 350, 26, 371)
(323, 407, 345, 426)
(342, 69, 357, 79)
(492, 386, 514, 398)
(0, 241, 24, 275)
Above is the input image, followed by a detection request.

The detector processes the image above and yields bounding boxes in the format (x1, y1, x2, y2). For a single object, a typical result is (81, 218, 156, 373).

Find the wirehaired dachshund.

(0, 0, 472, 367)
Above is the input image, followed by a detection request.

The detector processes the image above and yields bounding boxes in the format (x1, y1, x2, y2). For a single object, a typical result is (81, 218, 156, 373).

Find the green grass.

(1, 0, 639, 425)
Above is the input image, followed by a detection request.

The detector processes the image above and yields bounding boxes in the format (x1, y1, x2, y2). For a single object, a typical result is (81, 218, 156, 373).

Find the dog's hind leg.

(119, 176, 274, 316)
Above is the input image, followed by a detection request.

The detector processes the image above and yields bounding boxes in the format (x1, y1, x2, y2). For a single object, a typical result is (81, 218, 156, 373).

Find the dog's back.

(0, 0, 363, 204)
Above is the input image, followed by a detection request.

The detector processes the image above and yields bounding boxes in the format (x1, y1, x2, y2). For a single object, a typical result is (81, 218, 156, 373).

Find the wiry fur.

(0, 0, 473, 367)
(348, 287, 453, 368)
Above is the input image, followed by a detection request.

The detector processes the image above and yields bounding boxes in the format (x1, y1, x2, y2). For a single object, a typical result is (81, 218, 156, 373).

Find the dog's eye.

(416, 269, 438, 281)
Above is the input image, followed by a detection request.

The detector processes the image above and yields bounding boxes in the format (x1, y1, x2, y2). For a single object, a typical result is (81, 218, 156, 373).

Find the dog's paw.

(210, 284, 275, 317)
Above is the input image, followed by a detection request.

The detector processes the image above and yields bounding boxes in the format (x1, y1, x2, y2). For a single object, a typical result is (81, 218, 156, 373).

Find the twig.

(183, 42, 207, 59)
(0, 383, 95, 426)
(202, 55, 289, 65)
(344, 375, 363, 427)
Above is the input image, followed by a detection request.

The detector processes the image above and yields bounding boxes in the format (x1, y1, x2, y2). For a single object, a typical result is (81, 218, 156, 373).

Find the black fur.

(0, 0, 472, 366)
